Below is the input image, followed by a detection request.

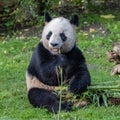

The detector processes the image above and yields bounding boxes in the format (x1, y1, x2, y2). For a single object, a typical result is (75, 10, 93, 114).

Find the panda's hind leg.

(26, 72, 72, 113)
(28, 88, 72, 113)
(28, 88, 59, 112)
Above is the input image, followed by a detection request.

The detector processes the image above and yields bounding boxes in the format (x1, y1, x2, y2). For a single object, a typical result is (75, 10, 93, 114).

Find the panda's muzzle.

(49, 43, 60, 54)
(49, 41, 62, 54)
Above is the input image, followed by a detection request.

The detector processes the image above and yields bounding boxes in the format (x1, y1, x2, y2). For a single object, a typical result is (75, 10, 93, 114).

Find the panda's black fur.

(26, 13, 91, 113)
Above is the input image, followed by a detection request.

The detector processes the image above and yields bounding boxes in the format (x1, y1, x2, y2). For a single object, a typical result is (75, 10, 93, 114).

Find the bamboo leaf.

(102, 94, 108, 107)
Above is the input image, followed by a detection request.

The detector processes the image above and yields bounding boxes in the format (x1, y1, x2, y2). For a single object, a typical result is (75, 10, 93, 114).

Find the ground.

(0, 3, 120, 120)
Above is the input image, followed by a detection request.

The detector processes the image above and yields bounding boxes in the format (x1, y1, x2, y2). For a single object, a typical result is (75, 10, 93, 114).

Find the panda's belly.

(26, 71, 57, 91)
(26, 62, 73, 91)
(36, 66, 64, 86)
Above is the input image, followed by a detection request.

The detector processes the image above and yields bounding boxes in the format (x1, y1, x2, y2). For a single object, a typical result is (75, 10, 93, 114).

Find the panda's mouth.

(50, 48, 60, 54)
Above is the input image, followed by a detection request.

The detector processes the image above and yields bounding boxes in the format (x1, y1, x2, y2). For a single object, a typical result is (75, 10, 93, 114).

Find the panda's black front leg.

(28, 88, 72, 113)
(37, 54, 68, 86)
(69, 63, 91, 94)
(56, 54, 68, 67)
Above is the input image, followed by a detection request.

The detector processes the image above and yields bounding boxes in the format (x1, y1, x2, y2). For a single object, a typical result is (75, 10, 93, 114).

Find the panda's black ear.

(44, 12, 52, 23)
(70, 15, 79, 26)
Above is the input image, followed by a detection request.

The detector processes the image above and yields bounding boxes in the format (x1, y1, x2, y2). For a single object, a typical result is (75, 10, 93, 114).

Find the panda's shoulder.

(32, 42, 49, 58)
(28, 43, 44, 65)
(29, 42, 52, 66)
(35, 42, 45, 53)
(29, 42, 42, 61)
(66, 46, 85, 62)
(27, 42, 47, 76)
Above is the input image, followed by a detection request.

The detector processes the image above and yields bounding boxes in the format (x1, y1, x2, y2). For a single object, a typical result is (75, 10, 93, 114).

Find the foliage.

(1, 0, 120, 35)
(0, 0, 39, 34)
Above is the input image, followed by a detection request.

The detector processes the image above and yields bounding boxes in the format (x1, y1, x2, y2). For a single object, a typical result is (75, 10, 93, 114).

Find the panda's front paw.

(69, 80, 80, 94)
(48, 101, 72, 114)
(61, 101, 72, 111)
(58, 54, 68, 67)
(51, 101, 72, 113)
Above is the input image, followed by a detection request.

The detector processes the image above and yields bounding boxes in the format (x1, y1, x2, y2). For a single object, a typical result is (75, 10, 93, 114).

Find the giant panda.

(26, 12, 91, 113)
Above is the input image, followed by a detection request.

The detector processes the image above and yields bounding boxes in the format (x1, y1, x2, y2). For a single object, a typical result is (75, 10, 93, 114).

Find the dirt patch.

(17, 25, 42, 38)
(108, 97, 120, 105)
(81, 23, 110, 38)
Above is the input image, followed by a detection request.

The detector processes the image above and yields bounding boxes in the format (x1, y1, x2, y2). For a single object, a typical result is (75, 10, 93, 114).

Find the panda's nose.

(50, 43, 58, 47)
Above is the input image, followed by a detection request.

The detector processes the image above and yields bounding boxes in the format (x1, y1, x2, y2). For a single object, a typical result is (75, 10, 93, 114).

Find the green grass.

(0, 11, 120, 120)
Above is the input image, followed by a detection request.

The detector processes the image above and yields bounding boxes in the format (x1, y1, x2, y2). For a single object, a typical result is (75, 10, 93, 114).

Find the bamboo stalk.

(88, 85, 120, 90)
(57, 49, 63, 119)
(91, 81, 120, 86)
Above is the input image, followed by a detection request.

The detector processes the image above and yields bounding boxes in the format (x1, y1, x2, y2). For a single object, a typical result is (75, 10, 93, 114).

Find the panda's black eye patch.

(46, 31, 52, 40)
(60, 33, 67, 42)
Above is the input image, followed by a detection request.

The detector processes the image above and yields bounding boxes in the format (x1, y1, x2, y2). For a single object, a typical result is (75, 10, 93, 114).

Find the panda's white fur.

(42, 17, 76, 54)
(26, 72, 56, 92)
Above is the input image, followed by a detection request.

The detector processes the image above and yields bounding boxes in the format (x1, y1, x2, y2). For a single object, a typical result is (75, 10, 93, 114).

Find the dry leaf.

(89, 28, 95, 33)
(101, 14, 115, 19)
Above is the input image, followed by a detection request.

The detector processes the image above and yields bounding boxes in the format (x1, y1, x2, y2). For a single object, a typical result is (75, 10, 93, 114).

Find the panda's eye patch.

(60, 33, 67, 42)
(46, 31, 52, 40)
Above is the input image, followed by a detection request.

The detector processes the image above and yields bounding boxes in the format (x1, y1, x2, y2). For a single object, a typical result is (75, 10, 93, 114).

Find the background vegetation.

(0, 0, 120, 119)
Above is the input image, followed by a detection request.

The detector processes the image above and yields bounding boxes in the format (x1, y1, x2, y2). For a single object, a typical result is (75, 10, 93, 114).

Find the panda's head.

(41, 13, 79, 54)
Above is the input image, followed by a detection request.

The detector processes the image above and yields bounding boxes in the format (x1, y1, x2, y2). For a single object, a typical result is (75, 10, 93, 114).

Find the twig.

(57, 49, 63, 119)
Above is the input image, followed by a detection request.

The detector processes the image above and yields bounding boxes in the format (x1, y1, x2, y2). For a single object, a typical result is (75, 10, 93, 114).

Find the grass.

(0, 10, 120, 120)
